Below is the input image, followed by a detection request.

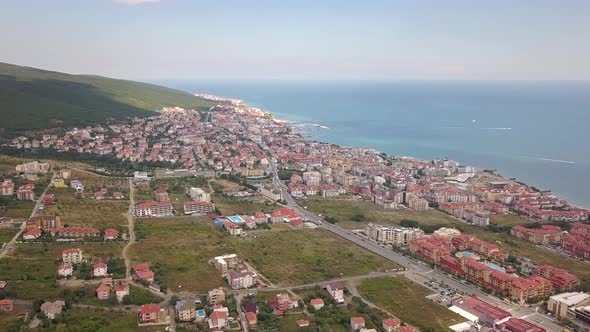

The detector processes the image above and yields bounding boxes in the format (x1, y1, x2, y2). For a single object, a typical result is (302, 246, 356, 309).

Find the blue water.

(156, 80, 590, 207)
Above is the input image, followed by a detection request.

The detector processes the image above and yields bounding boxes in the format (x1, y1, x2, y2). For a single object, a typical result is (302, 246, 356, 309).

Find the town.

(0, 98, 589, 332)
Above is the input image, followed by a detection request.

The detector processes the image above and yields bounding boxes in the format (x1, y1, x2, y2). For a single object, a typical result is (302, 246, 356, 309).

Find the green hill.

(0, 62, 217, 133)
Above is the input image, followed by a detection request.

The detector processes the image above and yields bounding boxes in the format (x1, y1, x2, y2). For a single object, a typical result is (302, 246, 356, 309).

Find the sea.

(155, 80, 590, 208)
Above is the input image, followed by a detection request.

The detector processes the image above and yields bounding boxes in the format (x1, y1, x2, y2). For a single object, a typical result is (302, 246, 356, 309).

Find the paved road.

(266, 155, 565, 332)
(0, 171, 56, 259)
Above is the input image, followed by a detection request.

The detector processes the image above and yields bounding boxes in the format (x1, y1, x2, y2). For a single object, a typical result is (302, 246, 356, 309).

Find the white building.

(188, 187, 211, 202)
(364, 223, 425, 246)
(433, 227, 461, 239)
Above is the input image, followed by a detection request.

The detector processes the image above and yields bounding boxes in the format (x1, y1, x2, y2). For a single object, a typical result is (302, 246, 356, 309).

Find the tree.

(352, 213, 366, 222)
(400, 219, 418, 228)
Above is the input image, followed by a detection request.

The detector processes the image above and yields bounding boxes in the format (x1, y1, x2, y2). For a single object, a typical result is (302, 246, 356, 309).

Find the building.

(270, 293, 295, 315)
(433, 227, 461, 239)
(495, 318, 546, 332)
(351, 317, 366, 331)
(208, 288, 226, 305)
(91, 261, 108, 278)
(134, 201, 174, 217)
(139, 304, 161, 323)
(189, 187, 211, 202)
(208, 311, 228, 330)
(16, 161, 50, 174)
(533, 265, 580, 291)
(452, 296, 511, 327)
(175, 298, 196, 322)
(326, 282, 345, 304)
(310, 298, 324, 310)
(0, 299, 14, 312)
(212, 254, 239, 275)
(548, 292, 590, 318)
(40, 300, 65, 320)
(154, 188, 169, 202)
(22, 228, 41, 240)
(28, 215, 62, 229)
(57, 263, 73, 278)
(103, 228, 120, 240)
(270, 207, 298, 223)
(62, 248, 83, 264)
(16, 184, 35, 201)
(183, 201, 215, 215)
(511, 225, 562, 245)
(115, 282, 130, 302)
(382, 318, 401, 332)
(228, 270, 257, 289)
(246, 311, 257, 326)
(0, 179, 14, 195)
(363, 223, 425, 246)
(96, 284, 111, 300)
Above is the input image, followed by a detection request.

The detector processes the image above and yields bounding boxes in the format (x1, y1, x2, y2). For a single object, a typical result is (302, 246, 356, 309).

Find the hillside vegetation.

(0, 62, 217, 133)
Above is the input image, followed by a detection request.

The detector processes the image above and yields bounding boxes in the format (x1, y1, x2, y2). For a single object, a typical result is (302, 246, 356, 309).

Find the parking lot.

(423, 279, 464, 307)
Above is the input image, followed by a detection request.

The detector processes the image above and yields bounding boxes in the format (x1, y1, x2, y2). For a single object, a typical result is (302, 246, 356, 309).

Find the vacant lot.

(0, 198, 34, 220)
(38, 307, 138, 332)
(129, 217, 229, 293)
(213, 194, 277, 215)
(358, 276, 463, 331)
(303, 197, 460, 229)
(0, 226, 19, 244)
(42, 187, 129, 229)
(129, 217, 397, 292)
(490, 214, 535, 226)
(234, 228, 397, 286)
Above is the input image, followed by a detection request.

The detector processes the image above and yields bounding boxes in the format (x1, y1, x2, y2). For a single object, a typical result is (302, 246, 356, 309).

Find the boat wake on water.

(517, 156, 576, 164)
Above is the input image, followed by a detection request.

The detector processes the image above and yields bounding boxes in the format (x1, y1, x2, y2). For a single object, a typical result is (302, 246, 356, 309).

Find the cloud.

(113, 0, 161, 5)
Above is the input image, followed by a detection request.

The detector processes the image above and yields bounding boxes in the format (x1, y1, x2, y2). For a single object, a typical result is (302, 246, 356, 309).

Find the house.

(382, 318, 401, 332)
(243, 300, 258, 314)
(133, 262, 150, 273)
(135, 270, 155, 283)
(228, 270, 257, 289)
(103, 228, 120, 240)
(91, 261, 108, 278)
(175, 298, 196, 322)
(51, 178, 67, 188)
(270, 293, 295, 315)
(154, 188, 169, 202)
(326, 282, 345, 303)
(310, 298, 324, 310)
(70, 180, 84, 192)
(28, 215, 62, 229)
(40, 300, 65, 320)
(139, 304, 161, 323)
(397, 326, 418, 332)
(96, 284, 111, 300)
(270, 207, 298, 223)
(0, 179, 15, 195)
(208, 311, 228, 330)
(113, 192, 125, 200)
(246, 311, 257, 326)
(297, 319, 310, 327)
(16, 185, 35, 201)
(208, 288, 226, 305)
(42, 194, 55, 205)
(115, 282, 130, 302)
(62, 248, 83, 264)
(22, 228, 41, 240)
(0, 299, 14, 312)
(351, 317, 366, 331)
(57, 263, 73, 277)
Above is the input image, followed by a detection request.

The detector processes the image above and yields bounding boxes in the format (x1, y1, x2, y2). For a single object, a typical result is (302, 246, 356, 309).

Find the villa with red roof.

(62, 248, 83, 264)
(96, 284, 110, 300)
(139, 304, 161, 323)
(270, 207, 298, 223)
(103, 228, 119, 241)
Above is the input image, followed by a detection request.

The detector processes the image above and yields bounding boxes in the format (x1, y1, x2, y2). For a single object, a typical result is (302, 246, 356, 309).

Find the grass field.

(358, 276, 464, 331)
(303, 197, 460, 229)
(129, 217, 397, 292)
(233, 228, 397, 285)
(42, 187, 129, 229)
(213, 194, 277, 215)
(490, 214, 536, 226)
(0, 227, 19, 244)
(39, 307, 138, 332)
(69, 170, 129, 193)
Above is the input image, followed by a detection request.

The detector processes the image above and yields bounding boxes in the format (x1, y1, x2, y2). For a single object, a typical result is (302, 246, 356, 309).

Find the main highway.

(266, 154, 564, 332)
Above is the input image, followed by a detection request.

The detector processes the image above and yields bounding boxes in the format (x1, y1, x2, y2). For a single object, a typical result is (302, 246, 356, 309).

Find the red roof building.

(139, 304, 160, 323)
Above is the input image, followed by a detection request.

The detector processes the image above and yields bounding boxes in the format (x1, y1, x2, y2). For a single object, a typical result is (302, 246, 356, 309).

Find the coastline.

(206, 93, 588, 210)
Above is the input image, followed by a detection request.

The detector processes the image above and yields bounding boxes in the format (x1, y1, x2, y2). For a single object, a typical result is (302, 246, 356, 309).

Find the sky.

(1, 0, 589, 80)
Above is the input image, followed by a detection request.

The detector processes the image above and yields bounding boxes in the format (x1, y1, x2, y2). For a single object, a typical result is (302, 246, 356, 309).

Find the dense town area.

(1, 97, 590, 332)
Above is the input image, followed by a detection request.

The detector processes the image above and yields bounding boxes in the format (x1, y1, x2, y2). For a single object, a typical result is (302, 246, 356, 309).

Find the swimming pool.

(227, 215, 245, 223)
(486, 263, 506, 272)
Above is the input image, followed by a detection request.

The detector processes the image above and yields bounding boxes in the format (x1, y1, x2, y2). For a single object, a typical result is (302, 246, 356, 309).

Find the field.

(490, 214, 536, 226)
(358, 276, 464, 331)
(36, 307, 138, 332)
(0, 242, 124, 299)
(0, 227, 19, 244)
(129, 217, 397, 292)
(303, 197, 460, 229)
(42, 187, 129, 229)
(233, 228, 397, 285)
(212, 194, 277, 216)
